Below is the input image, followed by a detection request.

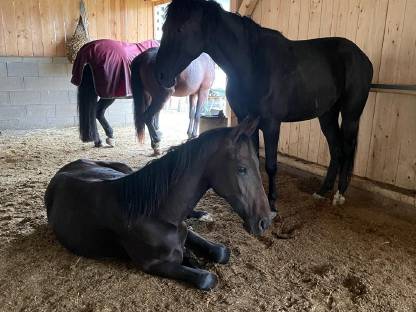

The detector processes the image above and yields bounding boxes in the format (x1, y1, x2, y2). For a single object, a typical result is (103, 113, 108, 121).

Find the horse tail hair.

(77, 65, 98, 142)
(131, 56, 147, 144)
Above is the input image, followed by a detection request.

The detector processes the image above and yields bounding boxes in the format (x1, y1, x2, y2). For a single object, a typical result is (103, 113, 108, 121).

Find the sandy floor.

(1, 111, 415, 312)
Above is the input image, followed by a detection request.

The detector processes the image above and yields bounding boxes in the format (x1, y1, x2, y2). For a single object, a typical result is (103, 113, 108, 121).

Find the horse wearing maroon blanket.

(71, 39, 159, 148)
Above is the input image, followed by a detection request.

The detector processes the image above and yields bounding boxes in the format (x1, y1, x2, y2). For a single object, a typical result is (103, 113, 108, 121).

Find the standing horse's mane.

(120, 127, 230, 221)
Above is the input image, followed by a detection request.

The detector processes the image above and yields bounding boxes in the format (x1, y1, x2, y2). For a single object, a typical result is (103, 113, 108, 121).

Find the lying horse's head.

(207, 118, 272, 235)
(155, 0, 221, 88)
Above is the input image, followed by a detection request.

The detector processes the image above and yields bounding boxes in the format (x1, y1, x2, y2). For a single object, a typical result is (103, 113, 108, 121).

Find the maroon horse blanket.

(71, 39, 159, 98)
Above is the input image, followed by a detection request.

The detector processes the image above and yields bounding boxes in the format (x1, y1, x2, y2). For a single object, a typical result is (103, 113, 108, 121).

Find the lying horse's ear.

(230, 116, 260, 143)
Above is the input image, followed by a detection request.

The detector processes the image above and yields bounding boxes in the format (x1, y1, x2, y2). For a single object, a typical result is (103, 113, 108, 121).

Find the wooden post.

(238, 0, 259, 17)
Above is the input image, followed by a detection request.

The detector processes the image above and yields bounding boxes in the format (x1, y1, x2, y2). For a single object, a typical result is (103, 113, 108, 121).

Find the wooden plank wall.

(0, 0, 154, 57)
(250, 0, 416, 192)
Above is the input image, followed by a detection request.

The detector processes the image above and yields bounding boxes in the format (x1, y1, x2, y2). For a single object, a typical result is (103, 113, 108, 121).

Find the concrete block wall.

(0, 57, 134, 130)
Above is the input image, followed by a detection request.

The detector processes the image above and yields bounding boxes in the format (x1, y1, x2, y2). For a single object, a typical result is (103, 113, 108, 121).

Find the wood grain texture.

(0, 0, 154, 57)
(249, 0, 415, 191)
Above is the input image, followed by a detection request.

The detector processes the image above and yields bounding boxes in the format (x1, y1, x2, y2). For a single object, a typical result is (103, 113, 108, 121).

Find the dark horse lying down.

(45, 119, 272, 290)
(131, 47, 215, 154)
(155, 0, 374, 212)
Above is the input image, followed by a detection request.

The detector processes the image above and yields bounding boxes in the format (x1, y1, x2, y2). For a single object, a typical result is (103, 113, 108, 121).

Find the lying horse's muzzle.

(244, 214, 273, 236)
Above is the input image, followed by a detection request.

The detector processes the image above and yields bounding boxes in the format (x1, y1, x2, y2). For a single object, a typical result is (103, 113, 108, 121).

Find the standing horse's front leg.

(262, 119, 281, 216)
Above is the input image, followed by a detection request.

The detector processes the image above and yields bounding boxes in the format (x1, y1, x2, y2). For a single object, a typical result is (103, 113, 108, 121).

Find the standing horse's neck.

(205, 11, 254, 88)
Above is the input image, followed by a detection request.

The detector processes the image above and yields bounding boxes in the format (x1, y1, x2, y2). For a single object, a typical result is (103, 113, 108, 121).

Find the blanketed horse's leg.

(96, 98, 116, 147)
(185, 229, 230, 264)
(262, 119, 281, 215)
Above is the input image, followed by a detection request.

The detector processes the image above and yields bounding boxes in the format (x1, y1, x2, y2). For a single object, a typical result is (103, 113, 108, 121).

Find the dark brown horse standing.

(155, 0, 373, 213)
(45, 119, 272, 290)
(131, 47, 215, 154)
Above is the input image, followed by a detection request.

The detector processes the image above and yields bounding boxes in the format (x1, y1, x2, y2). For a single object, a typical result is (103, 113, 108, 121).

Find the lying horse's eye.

(238, 166, 247, 175)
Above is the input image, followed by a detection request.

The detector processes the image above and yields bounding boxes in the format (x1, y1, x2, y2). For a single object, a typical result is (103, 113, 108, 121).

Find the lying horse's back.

(45, 159, 132, 258)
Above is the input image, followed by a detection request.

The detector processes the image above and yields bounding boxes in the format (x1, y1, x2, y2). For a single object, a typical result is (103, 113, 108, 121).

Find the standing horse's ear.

(229, 116, 260, 143)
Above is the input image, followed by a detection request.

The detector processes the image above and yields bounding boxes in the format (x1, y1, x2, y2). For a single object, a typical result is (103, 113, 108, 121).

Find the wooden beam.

(370, 84, 416, 96)
(151, 0, 170, 5)
(238, 0, 259, 17)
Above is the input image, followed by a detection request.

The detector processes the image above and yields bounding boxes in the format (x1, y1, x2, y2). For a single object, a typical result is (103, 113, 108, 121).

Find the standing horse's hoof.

(106, 137, 115, 147)
(151, 142, 161, 156)
(312, 192, 326, 200)
(270, 211, 278, 220)
(94, 141, 103, 148)
(188, 211, 214, 222)
(332, 190, 346, 206)
(199, 212, 214, 222)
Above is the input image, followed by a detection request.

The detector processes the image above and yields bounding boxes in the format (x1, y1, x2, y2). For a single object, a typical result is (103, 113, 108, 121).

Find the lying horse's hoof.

(197, 272, 218, 291)
(312, 192, 326, 200)
(214, 246, 231, 264)
(106, 137, 115, 147)
(332, 190, 345, 206)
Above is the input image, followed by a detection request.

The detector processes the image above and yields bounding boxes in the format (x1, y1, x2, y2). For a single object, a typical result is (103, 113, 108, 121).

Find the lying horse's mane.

(120, 127, 230, 221)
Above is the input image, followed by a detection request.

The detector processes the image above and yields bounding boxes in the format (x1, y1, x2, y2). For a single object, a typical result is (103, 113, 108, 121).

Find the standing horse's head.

(207, 118, 272, 236)
(155, 0, 221, 88)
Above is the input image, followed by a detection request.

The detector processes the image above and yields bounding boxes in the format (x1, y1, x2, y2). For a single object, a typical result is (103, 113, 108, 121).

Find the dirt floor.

(1, 111, 415, 312)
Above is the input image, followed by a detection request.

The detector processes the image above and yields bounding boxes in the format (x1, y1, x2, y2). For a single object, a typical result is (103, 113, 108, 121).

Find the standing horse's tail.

(77, 65, 98, 142)
(131, 56, 147, 144)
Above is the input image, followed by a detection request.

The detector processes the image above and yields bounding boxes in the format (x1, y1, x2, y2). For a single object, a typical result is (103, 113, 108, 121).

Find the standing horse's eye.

(238, 166, 247, 175)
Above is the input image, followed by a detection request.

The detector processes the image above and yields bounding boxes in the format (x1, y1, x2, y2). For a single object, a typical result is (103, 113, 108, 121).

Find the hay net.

(66, 0, 91, 63)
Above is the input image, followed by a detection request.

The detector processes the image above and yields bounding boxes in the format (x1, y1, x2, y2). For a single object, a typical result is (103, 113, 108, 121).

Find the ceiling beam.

(238, 0, 259, 17)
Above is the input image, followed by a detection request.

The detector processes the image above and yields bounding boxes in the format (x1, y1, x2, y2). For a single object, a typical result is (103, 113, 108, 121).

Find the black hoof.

(212, 246, 231, 264)
(197, 272, 217, 291)
(94, 141, 103, 148)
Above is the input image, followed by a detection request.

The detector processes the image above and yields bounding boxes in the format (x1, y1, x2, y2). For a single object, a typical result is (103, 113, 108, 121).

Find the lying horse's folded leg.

(182, 247, 200, 269)
(147, 261, 217, 291)
(185, 229, 230, 264)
